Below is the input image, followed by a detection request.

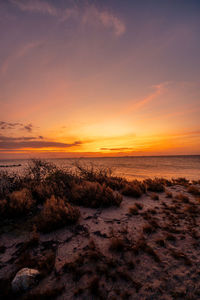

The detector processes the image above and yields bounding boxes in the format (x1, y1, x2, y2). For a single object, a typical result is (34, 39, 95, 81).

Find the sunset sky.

(0, 0, 200, 159)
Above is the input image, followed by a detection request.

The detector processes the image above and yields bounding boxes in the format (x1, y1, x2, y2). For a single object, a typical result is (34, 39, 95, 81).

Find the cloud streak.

(100, 147, 133, 151)
(10, 0, 125, 37)
(82, 6, 126, 36)
(0, 135, 43, 141)
(0, 121, 34, 132)
(1, 41, 42, 75)
(10, 0, 57, 15)
(0, 137, 82, 150)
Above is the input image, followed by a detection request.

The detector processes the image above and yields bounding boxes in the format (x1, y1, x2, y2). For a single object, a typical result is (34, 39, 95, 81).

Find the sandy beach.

(0, 161, 200, 299)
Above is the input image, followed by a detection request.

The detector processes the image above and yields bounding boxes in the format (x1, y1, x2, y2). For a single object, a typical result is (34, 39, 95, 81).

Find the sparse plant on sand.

(70, 181, 122, 208)
(37, 195, 80, 232)
(129, 204, 139, 215)
(151, 193, 159, 200)
(121, 181, 145, 198)
(9, 188, 34, 215)
(175, 193, 189, 203)
(144, 178, 165, 192)
(165, 191, 173, 198)
(187, 185, 200, 195)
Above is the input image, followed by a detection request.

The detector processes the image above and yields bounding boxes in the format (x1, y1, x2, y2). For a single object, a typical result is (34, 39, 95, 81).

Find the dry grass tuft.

(172, 177, 190, 186)
(143, 218, 160, 235)
(175, 193, 190, 203)
(187, 185, 200, 196)
(121, 181, 145, 198)
(151, 193, 159, 200)
(16, 248, 56, 278)
(37, 195, 80, 232)
(9, 188, 34, 215)
(71, 181, 122, 208)
(144, 178, 165, 192)
(129, 204, 139, 215)
(165, 191, 173, 198)
(133, 237, 161, 262)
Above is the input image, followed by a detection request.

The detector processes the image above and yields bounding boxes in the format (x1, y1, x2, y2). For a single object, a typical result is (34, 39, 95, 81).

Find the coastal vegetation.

(0, 159, 200, 299)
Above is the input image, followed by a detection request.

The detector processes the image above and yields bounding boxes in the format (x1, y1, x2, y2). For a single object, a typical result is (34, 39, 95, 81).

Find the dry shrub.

(133, 237, 160, 262)
(71, 181, 122, 208)
(187, 185, 200, 196)
(172, 177, 190, 186)
(121, 181, 144, 198)
(151, 193, 159, 200)
(17, 248, 56, 277)
(0, 171, 22, 200)
(31, 182, 52, 204)
(166, 191, 173, 198)
(184, 204, 199, 215)
(135, 202, 143, 210)
(37, 195, 80, 232)
(9, 188, 34, 215)
(192, 180, 200, 185)
(26, 159, 55, 182)
(74, 161, 126, 190)
(175, 193, 189, 203)
(129, 204, 139, 215)
(144, 178, 164, 192)
(31, 168, 75, 204)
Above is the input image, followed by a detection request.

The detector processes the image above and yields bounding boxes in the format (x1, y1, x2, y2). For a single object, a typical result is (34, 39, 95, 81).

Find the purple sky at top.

(0, 0, 200, 158)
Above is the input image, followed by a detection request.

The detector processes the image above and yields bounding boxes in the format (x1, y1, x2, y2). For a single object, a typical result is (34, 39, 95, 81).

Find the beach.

(0, 160, 200, 299)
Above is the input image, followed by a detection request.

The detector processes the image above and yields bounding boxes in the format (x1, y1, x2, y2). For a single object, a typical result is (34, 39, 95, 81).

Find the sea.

(0, 156, 199, 181)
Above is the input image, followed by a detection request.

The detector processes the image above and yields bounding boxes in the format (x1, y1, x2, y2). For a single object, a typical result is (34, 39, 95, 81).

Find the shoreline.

(0, 160, 200, 299)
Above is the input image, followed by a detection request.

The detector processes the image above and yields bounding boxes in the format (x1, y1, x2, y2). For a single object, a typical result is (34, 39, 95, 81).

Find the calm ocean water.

(0, 156, 199, 181)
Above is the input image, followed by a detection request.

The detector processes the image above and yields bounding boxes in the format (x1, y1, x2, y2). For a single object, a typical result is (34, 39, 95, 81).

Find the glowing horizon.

(1, 0, 200, 159)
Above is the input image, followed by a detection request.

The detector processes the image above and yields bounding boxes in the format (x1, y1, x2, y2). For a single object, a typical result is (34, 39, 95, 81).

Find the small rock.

(12, 268, 40, 292)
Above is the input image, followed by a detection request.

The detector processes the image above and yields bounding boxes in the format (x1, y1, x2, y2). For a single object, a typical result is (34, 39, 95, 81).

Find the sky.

(0, 0, 200, 159)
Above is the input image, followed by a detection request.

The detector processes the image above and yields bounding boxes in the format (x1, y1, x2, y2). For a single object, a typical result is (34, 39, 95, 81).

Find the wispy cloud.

(114, 82, 168, 118)
(0, 135, 43, 141)
(0, 135, 82, 149)
(82, 6, 126, 36)
(0, 121, 34, 132)
(10, 0, 57, 15)
(100, 147, 133, 151)
(10, 1, 126, 37)
(1, 41, 42, 75)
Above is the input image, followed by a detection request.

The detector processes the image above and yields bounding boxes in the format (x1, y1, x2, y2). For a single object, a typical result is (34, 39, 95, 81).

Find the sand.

(0, 183, 200, 299)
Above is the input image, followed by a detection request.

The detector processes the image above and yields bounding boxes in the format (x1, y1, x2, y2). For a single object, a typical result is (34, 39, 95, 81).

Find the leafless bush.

(144, 178, 165, 192)
(37, 195, 80, 232)
(9, 188, 34, 215)
(121, 181, 145, 198)
(71, 181, 122, 208)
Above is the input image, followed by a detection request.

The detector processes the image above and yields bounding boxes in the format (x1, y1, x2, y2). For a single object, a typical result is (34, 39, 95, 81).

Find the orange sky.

(0, 0, 200, 159)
